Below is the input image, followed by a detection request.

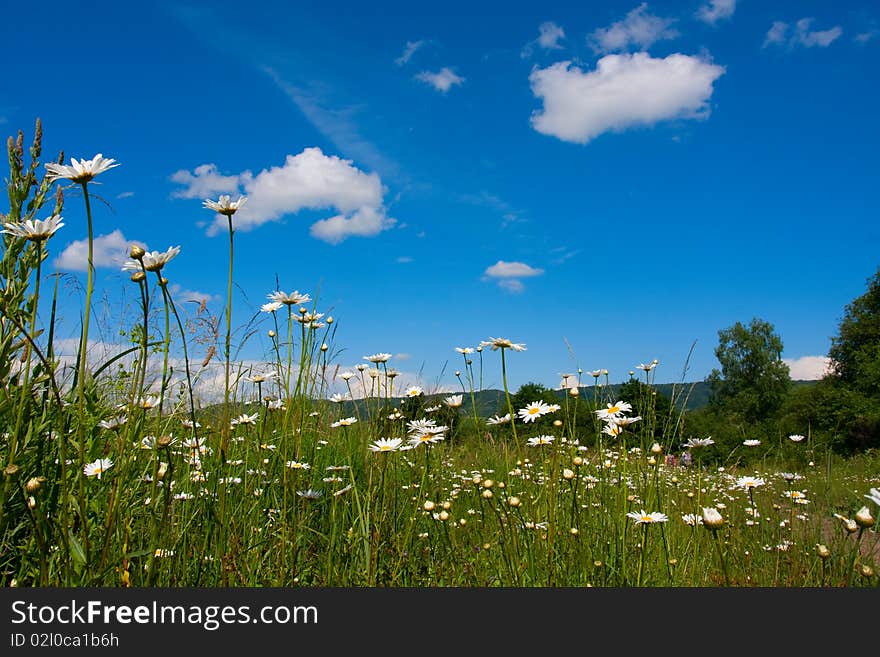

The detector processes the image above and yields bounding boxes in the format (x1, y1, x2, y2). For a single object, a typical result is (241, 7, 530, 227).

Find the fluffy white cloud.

(764, 18, 843, 49)
(415, 67, 465, 93)
(588, 3, 678, 54)
(529, 53, 725, 144)
(395, 40, 426, 66)
(483, 260, 543, 294)
(54, 229, 145, 271)
(783, 355, 832, 380)
(172, 148, 396, 244)
(168, 284, 217, 306)
(522, 21, 566, 58)
(696, 0, 736, 25)
(169, 163, 246, 199)
(484, 261, 544, 279)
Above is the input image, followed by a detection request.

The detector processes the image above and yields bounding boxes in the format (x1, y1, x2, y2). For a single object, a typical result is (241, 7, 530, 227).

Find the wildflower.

(526, 435, 555, 447)
(246, 371, 276, 384)
(370, 438, 403, 453)
(595, 401, 632, 420)
(444, 394, 463, 408)
(405, 386, 423, 397)
(636, 362, 656, 372)
(408, 431, 446, 447)
(407, 418, 438, 433)
(606, 414, 642, 427)
(736, 476, 766, 490)
(602, 423, 622, 438)
(2, 215, 64, 242)
(296, 489, 322, 500)
(45, 153, 119, 183)
(855, 506, 875, 528)
(136, 246, 180, 272)
(329, 393, 346, 403)
(479, 337, 527, 351)
(182, 418, 201, 428)
(339, 371, 355, 381)
(626, 510, 669, 524)
(331, 417, 357, 428)
(285, 461, 311, 470)
(701, 507, 724, 530)
(83, 458, 113, 479)
(203, 194, 247, 216)
(266, 399, 285, 411)
(683, 437, 715, 450)
(455, 347, 474, 354)
(788, 434, 806, 443)
(487, 413, 511, 425)
(682, 513, 702, 526)
(743, 439, 761, 447)
(135, 395, 160, 410)
(816, 544, 831, 559)
(261, 301, 283, 313)
(98, 415, 127, 431)
(865, 488, 880, 507)
(268, 290, 311, 306)
(518, 400, 552, 423)
(230, 413, 259, 428)
(364, 353, 392, 363)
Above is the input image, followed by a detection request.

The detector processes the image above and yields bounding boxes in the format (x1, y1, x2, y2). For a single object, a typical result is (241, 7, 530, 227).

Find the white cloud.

(396, 256, 413, 264)
(168, 284, 217, 306)
(529, 53, 725, 144)
(415, 67, 465, 93)
(695, 0, 736, 25)
(484, 260, 544, 279)
(854, 30, 879, 44)
(394, 353, 412, 361)
(522, 21, 566, 58)
(783, 355, 831, 380)
(395, 40, 426, 66)
(588, 3, 678, 54)
(483, 260, 543, 294)
(172, 148, 396, 244)
(764, 18, 843, 49)
(169, 163, 245, 199)
(116, 191, 135, 199)
(309, 206, 395, 244)
(54, 230, 146, 271)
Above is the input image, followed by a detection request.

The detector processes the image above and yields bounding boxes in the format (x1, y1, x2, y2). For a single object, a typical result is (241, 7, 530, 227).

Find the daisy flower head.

(681, 513, 703, 526)
(246, 371, 276, 384)
(98, 415, 127, 431)
(627, 510, 668, 525)
(701, 507, 724, 529)
(455, 347, 474, 354)
(526, 435, 555, 447)
(83, 458, 114, 479)
(141, 246, 180, 272)
(479, 337, 526, 352)
(788, 434, 806, 443)
(588, 369, 602, 378)
(865, 488, 880, 507)
(339, 371, 355, 381)
(595, 401, 632, 420)
(737, 476, 766, 490)
(408, 432, 446, 448)
(636, 362, 656, 372)
(364, 353, 392, 363)
(743, 439, 761, 447)
(400, 386, 422, 398)
(331, 417, 358, 428)
(329, 393, 346, 403)
(486, 413, 511, 425)
(518, 400, 552, 424)
(268, 290, 311, 306)
(261, 301, 283, 313)
(296, 489, 322, 500)
(203, 194, 247, 216)
(683, 437, 715, 450)
(230, 413, 259, 428)
(2, 215, 64, 242)
(369, 438, 404, 453)
(45, 153, 119, 183)
(267, 398, 285, 411)
(444, 394, 463, 408)
(285, 461, 311, 470)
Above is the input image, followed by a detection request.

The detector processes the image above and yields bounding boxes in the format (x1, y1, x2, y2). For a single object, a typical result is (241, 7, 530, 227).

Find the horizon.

(2, 0, 877, 395)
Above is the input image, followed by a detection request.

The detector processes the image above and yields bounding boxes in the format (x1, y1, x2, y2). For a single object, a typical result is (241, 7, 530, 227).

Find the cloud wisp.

(483, 260, 544, 293)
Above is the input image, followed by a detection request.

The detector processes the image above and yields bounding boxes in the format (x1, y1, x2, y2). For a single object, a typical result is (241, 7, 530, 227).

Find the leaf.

(68, 530, 86, 568)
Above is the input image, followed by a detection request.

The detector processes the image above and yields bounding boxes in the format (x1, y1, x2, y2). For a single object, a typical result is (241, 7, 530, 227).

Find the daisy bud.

(482, 479, 494, 489)
(130, 245, 145, 259)
(482, 489, 493, 499)
(553, 420, 563, 427)
(573, 456, 584, 467)
(157, 462, 168, 481)
(4, 464, 20, 478)
(855, 506, 874, 528)
(327, 316, 334, 324)
(455, 370, 461, 377)
(423, 501, 435, 511)
(816, 544, 831, 560)
(647, 457, 656, 466)
(845, 519, 859, 534)
(268, 330, 276, 338)
(27, 496, 36, 510)
(569, 387, 579, 397)
(441, 501, 451, 510)
(570, 527, 578, 536)
(651, 442, 662, 454)
(159, 277, 169, 287)
(497, 481, 505, 489)
(25, 476, 44, 493)
(702, 507, 724, 530)
(562, 468, 575, 480)
(156, 435, 173, 449)
(860, 564, 874, 579)
(507, 496, 521, 507)
(593, 560, 603, 568)
(131, 271, 146, 283)
(459, 518, 467, 526)
(471, 475, 482, 485)
(320, 343, 328, 352)
(438, 511, 449, 521)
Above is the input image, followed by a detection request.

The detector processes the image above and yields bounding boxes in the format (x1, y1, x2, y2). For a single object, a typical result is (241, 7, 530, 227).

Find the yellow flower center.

(608, 405, 619, 414)
(528, 408, 540, 415)
(380, 445, 392, 451)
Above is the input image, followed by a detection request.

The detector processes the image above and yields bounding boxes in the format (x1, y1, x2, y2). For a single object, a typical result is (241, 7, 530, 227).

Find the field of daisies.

(1, 125, 878, 587)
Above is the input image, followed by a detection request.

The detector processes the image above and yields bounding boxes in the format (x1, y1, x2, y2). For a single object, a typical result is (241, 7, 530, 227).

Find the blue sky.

(2, 0, 878, 395)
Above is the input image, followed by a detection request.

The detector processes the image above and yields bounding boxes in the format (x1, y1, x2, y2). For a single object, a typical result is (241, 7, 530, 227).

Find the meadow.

(1, 124, 877, 588)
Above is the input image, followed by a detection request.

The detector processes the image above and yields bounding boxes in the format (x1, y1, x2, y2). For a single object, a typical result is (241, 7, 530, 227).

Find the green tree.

(828, 267, 880, 395)
(707, 317, 791, 423)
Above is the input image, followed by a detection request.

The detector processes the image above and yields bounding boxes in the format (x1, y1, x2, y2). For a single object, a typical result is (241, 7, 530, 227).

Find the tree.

(828, 267, 880, 395)
(707, 317, 791, 422)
